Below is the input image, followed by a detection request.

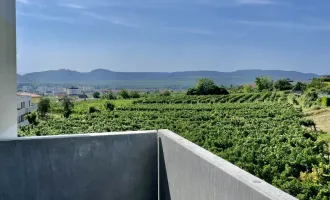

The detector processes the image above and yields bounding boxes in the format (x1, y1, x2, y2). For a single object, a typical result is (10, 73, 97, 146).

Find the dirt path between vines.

(305, 108, 330, 132)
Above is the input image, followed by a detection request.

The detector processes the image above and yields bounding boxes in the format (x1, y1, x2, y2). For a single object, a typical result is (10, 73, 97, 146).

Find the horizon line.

(17, 68, 323, 76)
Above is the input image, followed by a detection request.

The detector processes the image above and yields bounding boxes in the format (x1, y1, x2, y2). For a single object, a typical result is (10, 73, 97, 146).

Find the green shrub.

(322, 97, 330, 107)
(25, 112, 38, 125)
(89, 106, 99, 114)
(105, 102, 115, 111)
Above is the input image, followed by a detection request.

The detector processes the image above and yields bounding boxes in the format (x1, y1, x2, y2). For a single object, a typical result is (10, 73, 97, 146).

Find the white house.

(67, 87, 80, 95)
(17, 96, 37, 127)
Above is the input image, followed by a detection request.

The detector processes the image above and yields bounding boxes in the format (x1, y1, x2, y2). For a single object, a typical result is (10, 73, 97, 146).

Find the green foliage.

(92, 91, 101, 98)
(187, 78, 229, 95)
(255, 76, 273, 91)
(118, 89, 130, 99)
(25, 112, 38, 125)
(62, 96, 74, 118)
(162, 90, 171, 96)
(19, 94, 330, 199)
(308, 78, 327, 91)
(105, 102, 115, 111)
(303, 89, 319, 108)
(130, 90, 141, 98)
(89, 106, 99, 114)
(321, 97, 330, 107)
(243, 84, 253, 93)
(37, 98, 51, 118)
(102, 91, 117, 100)
(274, 79, 293, 91)
(293, 82, 307, 92)
(320, 86, 330, 94)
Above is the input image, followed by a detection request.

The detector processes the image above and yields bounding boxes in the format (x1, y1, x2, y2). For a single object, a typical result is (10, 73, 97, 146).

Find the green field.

(20, 94, 330, 199)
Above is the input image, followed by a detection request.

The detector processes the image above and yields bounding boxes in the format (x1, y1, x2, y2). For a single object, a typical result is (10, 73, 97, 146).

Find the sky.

(16, 0, 330, 75)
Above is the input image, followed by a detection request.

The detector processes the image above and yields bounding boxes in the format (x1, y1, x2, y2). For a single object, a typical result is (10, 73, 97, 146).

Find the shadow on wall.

(159, 138, 171, 200)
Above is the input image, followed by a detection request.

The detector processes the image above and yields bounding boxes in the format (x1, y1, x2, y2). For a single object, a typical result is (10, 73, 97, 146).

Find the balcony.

(28, 104, 37, 113)
(0, 130, 296, 200)
(18, 120, 29, 127)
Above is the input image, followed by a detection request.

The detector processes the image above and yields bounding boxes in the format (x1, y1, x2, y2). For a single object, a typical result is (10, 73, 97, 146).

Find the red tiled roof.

(17, 92, 41, 98)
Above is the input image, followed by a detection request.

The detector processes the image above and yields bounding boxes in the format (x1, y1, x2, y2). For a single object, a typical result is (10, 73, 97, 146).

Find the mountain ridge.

(17, 69, 321, 89)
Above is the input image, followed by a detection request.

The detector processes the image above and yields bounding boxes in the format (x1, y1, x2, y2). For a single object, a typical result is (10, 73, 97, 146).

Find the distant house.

(56, 94, 66, 102)
(249, 83, 257, 88)
(78, 94, 88, 100)
(67, 87, 80, 95)
(44, 91, 54, 96)
(17, 92, 41, 103)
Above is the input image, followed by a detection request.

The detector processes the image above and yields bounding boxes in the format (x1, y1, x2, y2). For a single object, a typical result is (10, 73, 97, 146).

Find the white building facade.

(67, 87, 80, 95)
(0, 0, 17, 137)
(17, 96, 37, 127)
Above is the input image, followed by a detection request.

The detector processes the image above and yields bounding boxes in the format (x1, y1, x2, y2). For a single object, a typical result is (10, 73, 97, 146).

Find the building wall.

(0, 131, 158, 200)
(158, 130, 297, 200)
(67, 88, 80, 95)
(17, 96, 36, 126)
(0, 0, 17, 137)
(0, 130, 296, 199)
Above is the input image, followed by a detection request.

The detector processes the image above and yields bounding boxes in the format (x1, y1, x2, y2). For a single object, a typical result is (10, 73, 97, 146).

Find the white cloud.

(17, 11, 76, 23)
(82, 12, 138, 28)
(59, 3, 85, 9)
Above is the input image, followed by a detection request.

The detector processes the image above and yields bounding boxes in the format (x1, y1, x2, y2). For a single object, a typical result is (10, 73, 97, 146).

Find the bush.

(37, 98, 51, 118)
(322, 97, 330, 107)
(274, 79, 293, 91)
(62, 96, 74, 118)
(162, 90, 171, 96)
(118, 89, 130, 99)
(92, 91, 100, 98)
(130, 91, 140, 98)
(89, 106, 99, 114)
(25, 112, 38, 125)
(105, 102, 115, 111)
(187, 79, 229, 95)
(102, 91, 116, 100)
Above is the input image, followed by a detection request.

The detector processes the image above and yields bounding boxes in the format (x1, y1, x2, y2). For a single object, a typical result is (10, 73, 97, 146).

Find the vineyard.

(20, 96, 330, 199)
(134, 92, 320, 108)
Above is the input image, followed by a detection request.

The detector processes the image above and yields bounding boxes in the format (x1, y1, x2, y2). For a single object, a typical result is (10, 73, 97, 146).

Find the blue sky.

(17, 0, 330, 74)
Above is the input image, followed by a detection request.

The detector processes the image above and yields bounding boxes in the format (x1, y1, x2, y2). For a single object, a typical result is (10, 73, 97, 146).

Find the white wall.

(0, 1, 17, 137)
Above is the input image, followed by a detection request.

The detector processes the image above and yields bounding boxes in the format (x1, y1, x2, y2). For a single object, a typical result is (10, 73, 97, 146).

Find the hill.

(17, 69, 320, 89)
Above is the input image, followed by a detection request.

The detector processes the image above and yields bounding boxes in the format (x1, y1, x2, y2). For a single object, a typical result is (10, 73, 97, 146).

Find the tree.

(130, 90, 140, 98)
(187, 78, 229, 95)
(195, 78, 218, 95)
(162, 90, 171, 96)
(105, 102, 115, 111)
(92, 91, 100, 99)
(293, 82, 307, 92)
(255, 77, 273, 91)
(308, 78, 327, 91)
(187, 88, 197, 95)
(25, 112, 38, 125)
(37, 98, 51, 118)
(118, 89, 130, 99)
(243, 84, 253, 93)
(274, 79, 293, 91)
(102, 91, 116, 100)
(62, 96, 74, 118)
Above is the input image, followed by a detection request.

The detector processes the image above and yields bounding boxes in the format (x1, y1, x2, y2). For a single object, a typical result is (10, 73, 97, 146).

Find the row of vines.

(20, 98, 329, 199)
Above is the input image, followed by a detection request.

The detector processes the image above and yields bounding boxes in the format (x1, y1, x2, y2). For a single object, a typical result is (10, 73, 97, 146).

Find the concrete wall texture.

(0, 130, 297, 200)
(158, 130, 297, 200)
(0, 0, 17, 137)
(0, 131, 158, 200)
